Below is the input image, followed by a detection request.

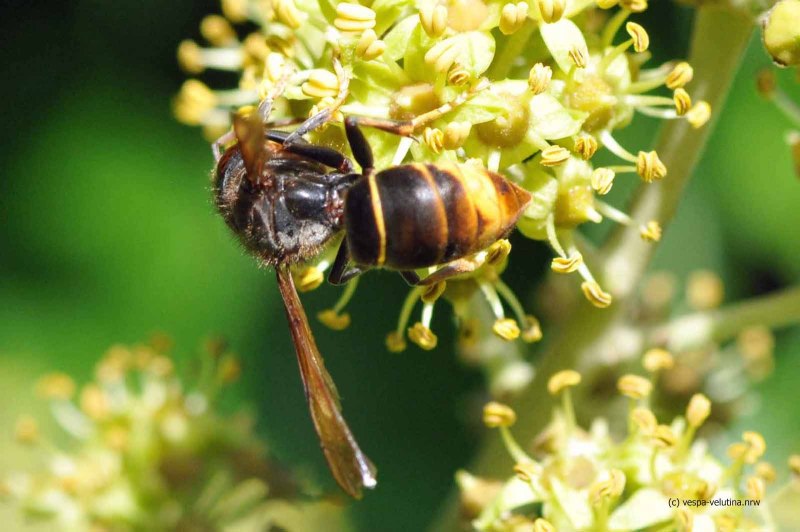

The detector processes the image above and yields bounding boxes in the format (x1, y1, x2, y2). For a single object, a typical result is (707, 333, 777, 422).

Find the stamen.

(392, 137, 414, 166)
(595, 200, 633, 226)
(639, 220, 662, 242)
(599, 131, 638, 163)
(334, 2, 376, 34)
(356, 29, 386, 61)
(423, 127, 445, 153)
(540, 145, 571, 167)
(686, 101, 711, 128)
(535, 0, 566, 24)
(636, 150, 667, 182)
(591, 168, 616, 195)
(479, 282, 506, 320)
(499, 2, 529, 35)
(419, 4, 448, 38)
(666, 61, 694, 90)
(625, 22, 649, 53)
(528, 63, 553, 95)
(387, 287, 423, 352)
(673, 88, 692, 116)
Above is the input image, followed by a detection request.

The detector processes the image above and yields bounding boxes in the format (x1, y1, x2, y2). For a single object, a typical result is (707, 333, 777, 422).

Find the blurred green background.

(1, 2, 799, 530)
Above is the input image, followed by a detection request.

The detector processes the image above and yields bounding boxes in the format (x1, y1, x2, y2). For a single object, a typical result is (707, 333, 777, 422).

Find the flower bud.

(762, 0, 800, 66)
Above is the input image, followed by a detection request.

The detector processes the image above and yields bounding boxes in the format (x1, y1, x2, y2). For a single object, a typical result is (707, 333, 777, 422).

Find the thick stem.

(650, 284, 800, 352)
(430, 7, 755, 530)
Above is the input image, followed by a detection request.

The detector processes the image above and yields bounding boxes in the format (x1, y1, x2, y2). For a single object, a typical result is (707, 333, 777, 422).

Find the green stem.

(487, 22, 536, 80)
(650, 284, 800, 352)
(430, 7, 755, 530)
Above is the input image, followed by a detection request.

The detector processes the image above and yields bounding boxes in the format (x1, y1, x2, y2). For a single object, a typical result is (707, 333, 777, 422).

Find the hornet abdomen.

(345, 162, 532, 270)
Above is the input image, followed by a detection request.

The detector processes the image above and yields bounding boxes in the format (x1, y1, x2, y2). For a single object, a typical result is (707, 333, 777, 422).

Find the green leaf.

(529, 93, 583, 140)
(371, 0, 415, 34)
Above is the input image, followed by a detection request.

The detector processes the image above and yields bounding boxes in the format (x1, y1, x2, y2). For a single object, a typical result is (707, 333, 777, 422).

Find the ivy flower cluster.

(2, 339, 347, 531)
(175, 0, 711, 351)
(458, 352, 800, 531)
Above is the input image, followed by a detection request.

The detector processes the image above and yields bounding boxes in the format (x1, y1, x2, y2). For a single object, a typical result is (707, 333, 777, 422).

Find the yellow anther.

(514, 461, 543, 483)
(746, 476, 765, 500)
(581, 280, 613, 308)
(301, 69, 339, 98)
(521, 315, 543, 343)
(569, 45, 588, 68)
(551, 252, 583, 273)
(673, 88, 692, 116)
(423, 127, 445, 153)
(36, 373, 76, 400)
(643, 348, 674, 373)
(274, 0, 304, 29)
(743, 431, 767, 463)
(222, 0, 248, 22)
(687, 270, 724, 310)
(443, 121, 472, 149)
(575, 135, 598, 160)
(408, 322, 438, 350)
(639, 220, 662, 242)
(447, 64, 471, 86)
(200, 15, 237, 46)
(755, 461, 777, 483)
(528, 63, 553, 95)
(728, 442, 748, 461)
(636, 150, 667, 182)
(686, 393, 711, 428)
(676, 509, 693, 532)
(617, 374, 653, 399)
(493, 318, 521, 341)
(597, 0, 618, 7)
(486, 239, 512, 266)
(626, 22, 649, 53)
(591, 168, 615, 195)
(482, 401, 517, 427)
(421, 281, 447, 304)
(80, 384, 109, 420)
(318, 309, 351, 331)
(540, 145, 571, 166)
(386, 331, 407, 352)
(686, 101, 711, 128)
(536, 0, 566, 24)
(356, 29, 386, 61)
(14, 416, 39, 446)
(264, 53, 287, 84)
(419, 4, 448, 38)
(533, 518, 556, 532)
(294, 265, 324, 292)
(334, 2, 376, 33)
(789, 454, 800, 476)
(630, 407, 657, 435)
(666, 61, 694, 90)
(652, 424, 678, 448)
(589, 470, 626, 505)
(499, 2, 529, 35)
(177, 40, 204, 74)
(620, 0, 648, 12)
(547, 369, 581, 395)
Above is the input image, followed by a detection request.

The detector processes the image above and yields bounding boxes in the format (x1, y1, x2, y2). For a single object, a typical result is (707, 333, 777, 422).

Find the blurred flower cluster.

(458, 353, 800, 531)
(175, 0, 712, 355)
(2, 338, 348, 531)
